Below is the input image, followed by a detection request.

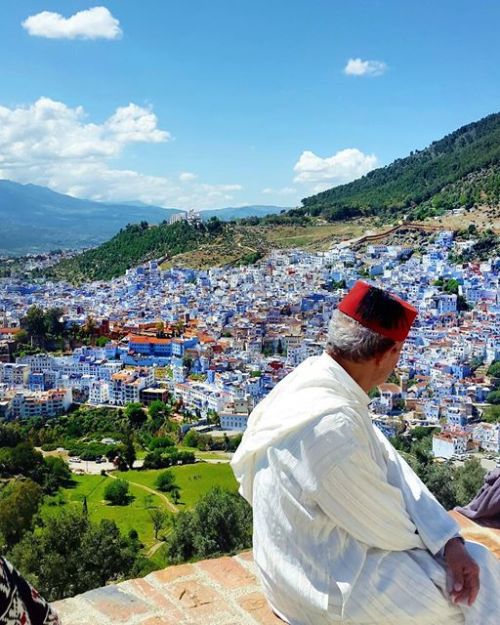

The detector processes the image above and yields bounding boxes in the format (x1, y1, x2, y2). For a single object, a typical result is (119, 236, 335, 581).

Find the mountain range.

(3, 110, 500, 266)
(0, 180, 286, 255)
(43, 110, 500, 283)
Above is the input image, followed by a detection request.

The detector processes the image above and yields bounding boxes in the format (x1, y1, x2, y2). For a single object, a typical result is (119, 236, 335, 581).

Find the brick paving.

(53, 515, 500, 625)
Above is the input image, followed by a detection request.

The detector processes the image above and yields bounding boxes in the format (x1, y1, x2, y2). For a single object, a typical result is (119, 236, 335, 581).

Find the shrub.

(104, 479, 130, 505)
(155, 470, 177, 492)
(166, 487, 252, 564)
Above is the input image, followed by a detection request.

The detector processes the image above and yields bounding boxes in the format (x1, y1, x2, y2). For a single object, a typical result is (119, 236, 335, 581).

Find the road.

(452, 456, 499, 472)
(67, 458, 145, 475)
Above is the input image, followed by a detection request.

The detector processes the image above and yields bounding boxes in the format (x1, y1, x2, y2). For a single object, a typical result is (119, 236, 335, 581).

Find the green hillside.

(42, 220, 218, 283)
(295, 112, 500, 221)
(43, 217, 369, 283)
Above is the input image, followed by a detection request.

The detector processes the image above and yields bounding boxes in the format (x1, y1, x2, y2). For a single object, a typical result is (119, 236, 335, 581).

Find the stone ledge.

(449, 510, 500, 558)
(53, 514, 500, 625)
(53, 551, 281, 625)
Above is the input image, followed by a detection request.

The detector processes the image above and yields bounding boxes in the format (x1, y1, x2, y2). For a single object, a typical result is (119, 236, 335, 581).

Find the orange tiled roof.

(129, 335, 172, 345)
(378, 383, 401, 393)
(198, 333, 216, 343)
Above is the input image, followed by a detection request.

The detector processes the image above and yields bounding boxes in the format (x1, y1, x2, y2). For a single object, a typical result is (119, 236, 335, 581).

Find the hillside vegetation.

(43, 218, 369, 282)
(295, 112, 500, 221)
(43, 220, 216, 282)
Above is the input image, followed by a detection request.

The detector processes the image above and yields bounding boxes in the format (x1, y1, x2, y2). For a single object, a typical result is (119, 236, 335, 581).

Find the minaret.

(400, 373, 408, 394)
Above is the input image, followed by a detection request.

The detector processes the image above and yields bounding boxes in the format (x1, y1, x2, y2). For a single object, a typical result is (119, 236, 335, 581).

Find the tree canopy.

(166, 487, 252, 564)
(10, 509, 138, 601)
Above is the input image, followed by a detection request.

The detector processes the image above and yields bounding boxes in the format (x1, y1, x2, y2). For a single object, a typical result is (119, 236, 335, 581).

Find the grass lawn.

(177, 446, 232, 461)
(41, 474, 171, 549)
(116, 462, 238, 509)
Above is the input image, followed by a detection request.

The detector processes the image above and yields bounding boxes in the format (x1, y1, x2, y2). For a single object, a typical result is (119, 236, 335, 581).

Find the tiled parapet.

(450, 510, 500, 559)
(53, 514, 500, 625)
(53, 551, 284, 625)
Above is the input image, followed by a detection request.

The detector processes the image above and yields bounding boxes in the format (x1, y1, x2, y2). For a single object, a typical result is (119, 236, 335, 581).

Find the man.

(231, 281, 500, 625)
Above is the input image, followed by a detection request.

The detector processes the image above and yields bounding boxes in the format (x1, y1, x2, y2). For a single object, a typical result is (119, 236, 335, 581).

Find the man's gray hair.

(325, 309, 395, 362)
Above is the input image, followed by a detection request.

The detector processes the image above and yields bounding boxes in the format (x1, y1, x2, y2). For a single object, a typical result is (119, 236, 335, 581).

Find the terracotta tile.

(51, 601, 99, 625)
(82, 585, 150, 621)
(238, 592, 285, 625)
(149, 563, 197, 585)
(237, 550, 254, 562)
(449, 510, 476, 529)
(168, 580, 233, 623)
(125, 578, 184, 620)
(449, 510, 500, 559)
(139, 617, 182, 625)
(198, 556, 256, 589)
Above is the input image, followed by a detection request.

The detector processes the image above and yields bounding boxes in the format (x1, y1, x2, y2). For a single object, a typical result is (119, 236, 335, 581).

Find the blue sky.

(1, 1, 499, 210)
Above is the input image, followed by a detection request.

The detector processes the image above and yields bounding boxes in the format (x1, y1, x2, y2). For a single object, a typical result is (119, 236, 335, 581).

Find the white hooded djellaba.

(231, 352, 500, 625)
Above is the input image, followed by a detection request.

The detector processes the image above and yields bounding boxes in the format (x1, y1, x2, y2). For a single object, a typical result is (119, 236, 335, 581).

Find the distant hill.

(199, 205, 287, 221)
(0, 180, 182, 255)
(0, 180, 289, 255)
(295, 112, 500, 221)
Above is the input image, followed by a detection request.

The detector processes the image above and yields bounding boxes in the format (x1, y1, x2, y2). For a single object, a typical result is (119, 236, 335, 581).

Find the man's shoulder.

(310, 407, 361, 435)
(299, 408, 365, 466)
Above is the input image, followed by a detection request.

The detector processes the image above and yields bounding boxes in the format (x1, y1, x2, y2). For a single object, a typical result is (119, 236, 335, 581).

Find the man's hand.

(444, 537, 480, 607)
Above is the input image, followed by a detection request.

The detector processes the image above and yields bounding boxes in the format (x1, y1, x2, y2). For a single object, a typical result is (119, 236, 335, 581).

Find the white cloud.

(105, 104, 169, 143)
(22, 6, 122, 40)
(0, 97, 169, 165)
(262, 186, 297, 196)
(293, 149, 377, 187)
(179, 172, 197, 183)
(344, 58, 387, 77)
(199, 183, 243, 194)
(0, 97, 242, 210)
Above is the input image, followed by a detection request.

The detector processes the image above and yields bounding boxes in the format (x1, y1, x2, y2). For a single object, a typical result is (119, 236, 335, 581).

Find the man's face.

(375, 341, 404, 384)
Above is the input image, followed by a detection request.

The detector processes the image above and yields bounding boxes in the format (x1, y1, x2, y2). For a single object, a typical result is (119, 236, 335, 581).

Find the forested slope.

(295, 112, 500, 221)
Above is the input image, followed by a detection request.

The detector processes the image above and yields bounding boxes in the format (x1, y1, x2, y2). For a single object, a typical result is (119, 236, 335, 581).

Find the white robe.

(231, 352, 500, 625)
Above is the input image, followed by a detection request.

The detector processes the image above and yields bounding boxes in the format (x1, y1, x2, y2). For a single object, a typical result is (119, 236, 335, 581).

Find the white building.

(219, 411, 250, 431)
(0, 364, 30, 387)
(110, 369, 154, 405)
(472, 423, 500, 454)
(89, 380, 110, 405)
(7, 388, 72, 419)
(432, 430, 469, 459)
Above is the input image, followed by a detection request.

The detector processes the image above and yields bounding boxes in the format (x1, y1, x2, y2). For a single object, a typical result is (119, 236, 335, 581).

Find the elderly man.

(231, 281, 500, 625)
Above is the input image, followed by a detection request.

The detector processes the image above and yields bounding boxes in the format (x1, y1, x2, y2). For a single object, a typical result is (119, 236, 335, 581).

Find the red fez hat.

(338, 280, 417, 341)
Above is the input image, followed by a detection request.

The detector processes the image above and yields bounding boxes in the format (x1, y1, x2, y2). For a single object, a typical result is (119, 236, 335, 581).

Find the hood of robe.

(231, 351, 372, 505)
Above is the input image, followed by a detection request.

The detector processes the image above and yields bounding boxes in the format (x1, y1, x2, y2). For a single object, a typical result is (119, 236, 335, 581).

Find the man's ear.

(373, 349, 389, 366)
(374, 343, 397, 366)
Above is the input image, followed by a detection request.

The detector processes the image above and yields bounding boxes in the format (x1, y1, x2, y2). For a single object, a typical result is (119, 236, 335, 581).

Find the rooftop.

(54, 513, 500, 625)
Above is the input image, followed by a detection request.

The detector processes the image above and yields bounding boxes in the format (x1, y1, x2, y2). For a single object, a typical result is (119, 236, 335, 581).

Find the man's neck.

(326, 351, 376, 394)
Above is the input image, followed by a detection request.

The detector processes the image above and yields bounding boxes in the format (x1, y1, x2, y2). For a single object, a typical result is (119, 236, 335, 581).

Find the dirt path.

(107, 472, 178, 514)
(338, 221, 440, 249)
(146, 540, 166, 558)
